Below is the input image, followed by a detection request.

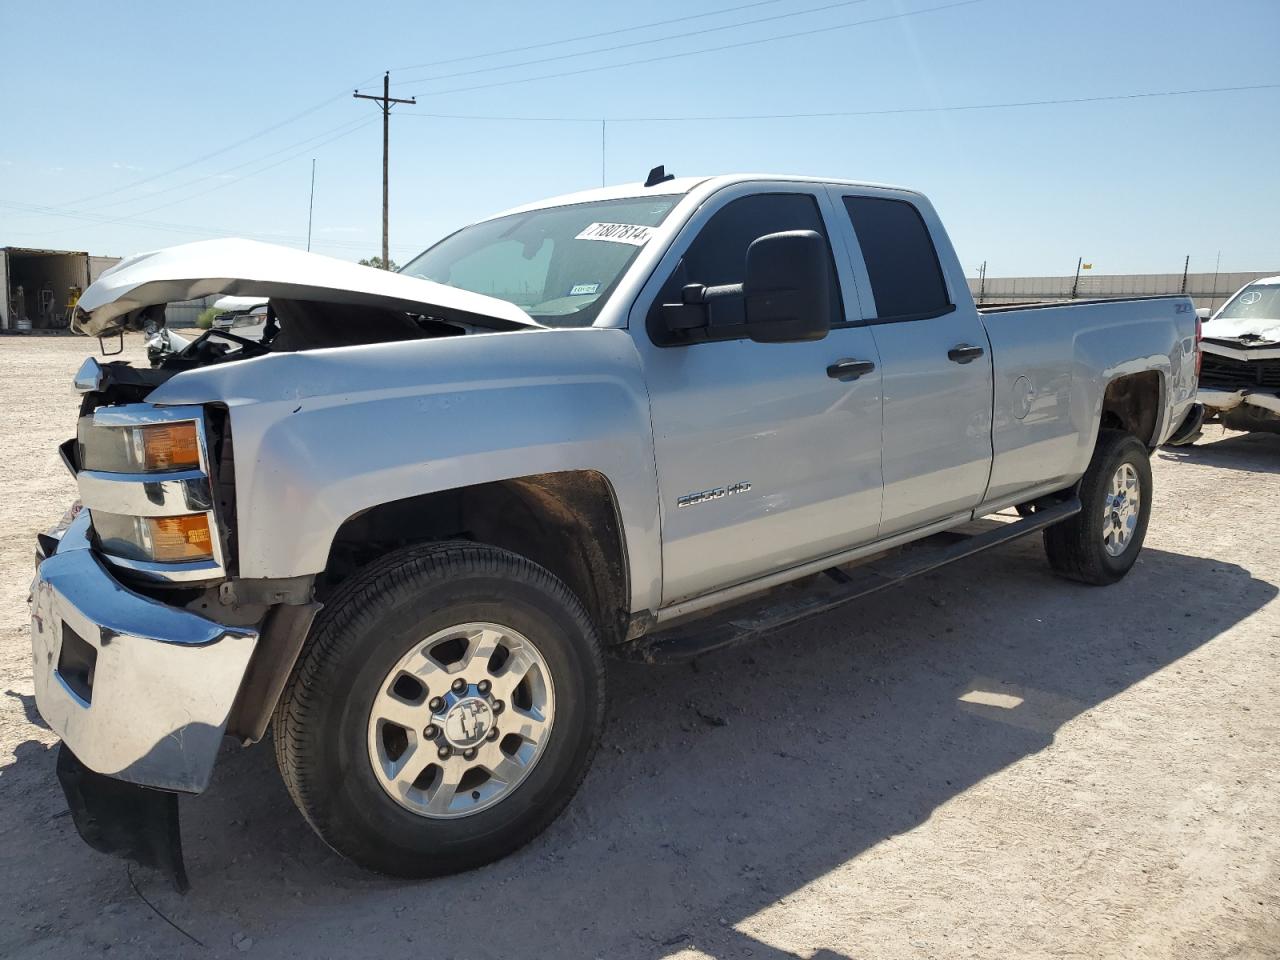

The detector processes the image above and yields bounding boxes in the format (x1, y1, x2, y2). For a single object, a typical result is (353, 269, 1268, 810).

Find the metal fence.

(968, 270, 1278, 310)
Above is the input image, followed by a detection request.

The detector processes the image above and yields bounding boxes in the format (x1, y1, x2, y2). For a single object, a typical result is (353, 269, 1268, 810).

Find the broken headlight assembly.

(77, 419, 203, 474)
(73, 405, 227, 582)
(90, 512, 216, 564)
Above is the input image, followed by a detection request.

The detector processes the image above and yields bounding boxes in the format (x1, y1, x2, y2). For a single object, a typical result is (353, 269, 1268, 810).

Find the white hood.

(73, 238, 538, 336)
(1202, 313, 1280, 345)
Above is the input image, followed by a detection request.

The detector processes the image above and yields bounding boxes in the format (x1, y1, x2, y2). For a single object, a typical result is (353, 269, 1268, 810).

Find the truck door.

(631, 184, 884, 606)
(829, 189, 993, 537)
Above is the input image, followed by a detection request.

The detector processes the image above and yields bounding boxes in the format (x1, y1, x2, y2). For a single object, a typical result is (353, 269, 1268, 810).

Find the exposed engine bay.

(69, 237, 544, 397)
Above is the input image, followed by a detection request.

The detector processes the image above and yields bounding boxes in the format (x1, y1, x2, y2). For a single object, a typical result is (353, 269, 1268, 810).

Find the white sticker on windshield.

(575, 222, 653, 246)
(569, 283, 600, 296)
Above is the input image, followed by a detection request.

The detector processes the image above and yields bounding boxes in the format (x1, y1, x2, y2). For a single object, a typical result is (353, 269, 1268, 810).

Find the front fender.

(146, 328, 662, 613)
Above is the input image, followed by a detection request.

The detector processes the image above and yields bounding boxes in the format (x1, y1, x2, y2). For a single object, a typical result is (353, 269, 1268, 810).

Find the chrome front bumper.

(1199, 387, 1280, 416)
(30, 509, 258, 793)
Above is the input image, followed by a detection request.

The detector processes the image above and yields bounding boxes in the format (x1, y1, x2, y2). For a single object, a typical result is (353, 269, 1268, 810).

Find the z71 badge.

(677, 481, 752, 508)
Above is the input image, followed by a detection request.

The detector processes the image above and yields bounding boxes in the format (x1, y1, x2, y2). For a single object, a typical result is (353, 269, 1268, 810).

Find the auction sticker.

(575, 222, 654, 246)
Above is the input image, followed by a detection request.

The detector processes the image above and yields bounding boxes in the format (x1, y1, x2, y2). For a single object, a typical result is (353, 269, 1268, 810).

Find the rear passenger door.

(830, 189, 993, 536)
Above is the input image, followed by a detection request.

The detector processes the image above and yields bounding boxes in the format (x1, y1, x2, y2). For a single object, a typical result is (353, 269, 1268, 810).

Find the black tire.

(1043, 429, 1152, 585)
(272, 541, 605, 877)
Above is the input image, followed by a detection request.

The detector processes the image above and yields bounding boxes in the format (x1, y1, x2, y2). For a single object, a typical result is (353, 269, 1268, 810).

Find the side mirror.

(1195, 307, 1211, 321)
(743, 230, 830, 343)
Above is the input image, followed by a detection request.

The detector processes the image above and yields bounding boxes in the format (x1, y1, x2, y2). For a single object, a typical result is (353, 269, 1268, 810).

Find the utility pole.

(354, 72, 415, 268)
(306, 158, 316, 252)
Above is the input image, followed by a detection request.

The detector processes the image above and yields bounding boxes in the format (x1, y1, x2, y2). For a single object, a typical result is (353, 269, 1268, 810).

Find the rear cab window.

(840, 196, 953, 323)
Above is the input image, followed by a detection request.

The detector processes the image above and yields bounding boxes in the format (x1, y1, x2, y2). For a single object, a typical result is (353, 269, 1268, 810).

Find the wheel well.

(1099, 371, 1162, 447)
(323, 471, 630, 645)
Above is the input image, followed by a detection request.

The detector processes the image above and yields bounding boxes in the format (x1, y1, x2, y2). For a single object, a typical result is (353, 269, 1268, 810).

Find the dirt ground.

(0, 334, 1277, 960)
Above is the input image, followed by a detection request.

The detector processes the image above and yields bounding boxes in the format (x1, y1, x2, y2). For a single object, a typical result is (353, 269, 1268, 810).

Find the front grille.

(1200, 351, 1280, 390)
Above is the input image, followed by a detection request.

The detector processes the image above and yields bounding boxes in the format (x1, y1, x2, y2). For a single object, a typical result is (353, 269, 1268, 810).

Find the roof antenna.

(644, 164, 675, 188)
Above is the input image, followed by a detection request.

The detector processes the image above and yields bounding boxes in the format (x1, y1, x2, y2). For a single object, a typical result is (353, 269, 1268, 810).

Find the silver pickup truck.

(31, 172, 1199, 886)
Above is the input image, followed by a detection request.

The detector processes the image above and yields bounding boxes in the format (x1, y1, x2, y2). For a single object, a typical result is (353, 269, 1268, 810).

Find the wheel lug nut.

(424, 725, 438, 739)
(486, 727, 499, 741)
(428, 697, 443, 711)
(451, 678, 467, 693)
(463, 748, 477, 761)
(438, 745, 452, 760)
(492, 700, 504, 714)
(477, 679, 491, 694)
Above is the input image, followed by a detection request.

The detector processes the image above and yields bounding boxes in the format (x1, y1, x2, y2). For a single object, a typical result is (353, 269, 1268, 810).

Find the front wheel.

(1043, 429, 1153, 585)
(272, 541, 605, 877)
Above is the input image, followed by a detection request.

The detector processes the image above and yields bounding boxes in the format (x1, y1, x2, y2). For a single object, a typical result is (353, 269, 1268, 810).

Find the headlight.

(91, 511, 215, 563)
(78, 419, 202, 473)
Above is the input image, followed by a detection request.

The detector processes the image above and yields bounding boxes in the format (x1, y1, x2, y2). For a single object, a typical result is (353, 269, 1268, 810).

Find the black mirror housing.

(744, 230, 831, 343)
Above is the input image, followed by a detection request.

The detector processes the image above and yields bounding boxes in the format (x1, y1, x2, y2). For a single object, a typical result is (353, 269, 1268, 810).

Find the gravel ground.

(0, 335, 1277, 959)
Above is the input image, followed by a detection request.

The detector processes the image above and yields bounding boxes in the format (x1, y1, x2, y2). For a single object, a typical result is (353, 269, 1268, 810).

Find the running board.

(619, 498, 1081, 664)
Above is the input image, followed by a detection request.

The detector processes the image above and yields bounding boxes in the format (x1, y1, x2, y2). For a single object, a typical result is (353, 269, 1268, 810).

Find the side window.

(841, 196, 952, 322)
(648, 192, 842, 345)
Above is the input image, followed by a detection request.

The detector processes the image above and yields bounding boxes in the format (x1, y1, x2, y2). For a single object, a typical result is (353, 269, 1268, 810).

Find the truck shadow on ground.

(3, 538, 1275, 960)
(1158, 429, 1280, 473)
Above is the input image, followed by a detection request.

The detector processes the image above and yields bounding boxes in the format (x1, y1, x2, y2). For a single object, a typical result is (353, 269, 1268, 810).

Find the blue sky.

(1, 0, 1277, 277)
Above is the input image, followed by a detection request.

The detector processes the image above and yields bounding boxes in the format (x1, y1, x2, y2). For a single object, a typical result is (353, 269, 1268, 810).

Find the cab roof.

(484, 173, 919, 222)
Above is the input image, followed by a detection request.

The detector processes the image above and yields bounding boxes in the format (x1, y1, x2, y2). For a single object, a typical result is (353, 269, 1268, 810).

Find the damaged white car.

(1196, 276, 1280, 436)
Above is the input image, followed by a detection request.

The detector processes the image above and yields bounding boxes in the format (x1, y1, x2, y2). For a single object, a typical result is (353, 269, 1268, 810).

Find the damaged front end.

(1197, 278, 1280, 434)
(32, 506, 259, 891)
(1199, 338, 1280, 435)
(73, 237, 538, 370)
(32, 238, 536, 887)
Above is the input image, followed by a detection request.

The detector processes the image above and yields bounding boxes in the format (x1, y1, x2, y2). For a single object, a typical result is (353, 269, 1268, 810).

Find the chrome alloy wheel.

(1102, 462, 1141, 557)
(367, 622, 555, 819)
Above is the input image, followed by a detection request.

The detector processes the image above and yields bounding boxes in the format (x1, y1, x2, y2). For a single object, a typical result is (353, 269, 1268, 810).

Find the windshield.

(400, 196, 679, 327)
(1218, 283, 1280, 322)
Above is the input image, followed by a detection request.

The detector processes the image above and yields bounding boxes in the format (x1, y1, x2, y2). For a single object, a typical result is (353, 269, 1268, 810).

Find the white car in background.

(1196, 277, 1280, 436)
(211, 295, 269, 336)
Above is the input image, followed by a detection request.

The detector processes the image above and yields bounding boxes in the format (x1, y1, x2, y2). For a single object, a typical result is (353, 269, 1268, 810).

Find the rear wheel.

(273, 541, 605, 877)
(1043, 429, 1152, 585)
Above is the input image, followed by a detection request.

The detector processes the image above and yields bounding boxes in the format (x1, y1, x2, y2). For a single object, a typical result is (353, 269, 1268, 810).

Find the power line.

(110, 119, 376, 221)
(74, 116, 376, 213)
(398, 82, 1280, 123)
(388, 0, 795, 71)
(405, 0, 986, 98)
(30, 118, 376, 240)
(52, 86, 370, 209)
(0, 198, 419, 255)
(395, 0, 876, 85)
(31, 2, 825, 214)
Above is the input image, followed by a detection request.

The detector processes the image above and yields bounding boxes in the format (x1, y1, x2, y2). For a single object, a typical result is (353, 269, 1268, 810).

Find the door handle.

(947, 343, 985, 364)
(826, 358, 876, 382)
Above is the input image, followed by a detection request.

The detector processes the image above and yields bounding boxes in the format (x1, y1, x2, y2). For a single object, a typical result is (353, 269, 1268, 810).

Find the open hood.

(73, 238, 539, 336)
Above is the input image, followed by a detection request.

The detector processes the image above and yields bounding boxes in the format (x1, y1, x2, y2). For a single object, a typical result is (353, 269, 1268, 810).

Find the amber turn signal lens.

(145, 514, 214, 562)
(139, 423, 201, 471)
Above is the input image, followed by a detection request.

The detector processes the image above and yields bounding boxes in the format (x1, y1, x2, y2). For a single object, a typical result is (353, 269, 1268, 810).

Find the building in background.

(1, 247, 120, 332)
